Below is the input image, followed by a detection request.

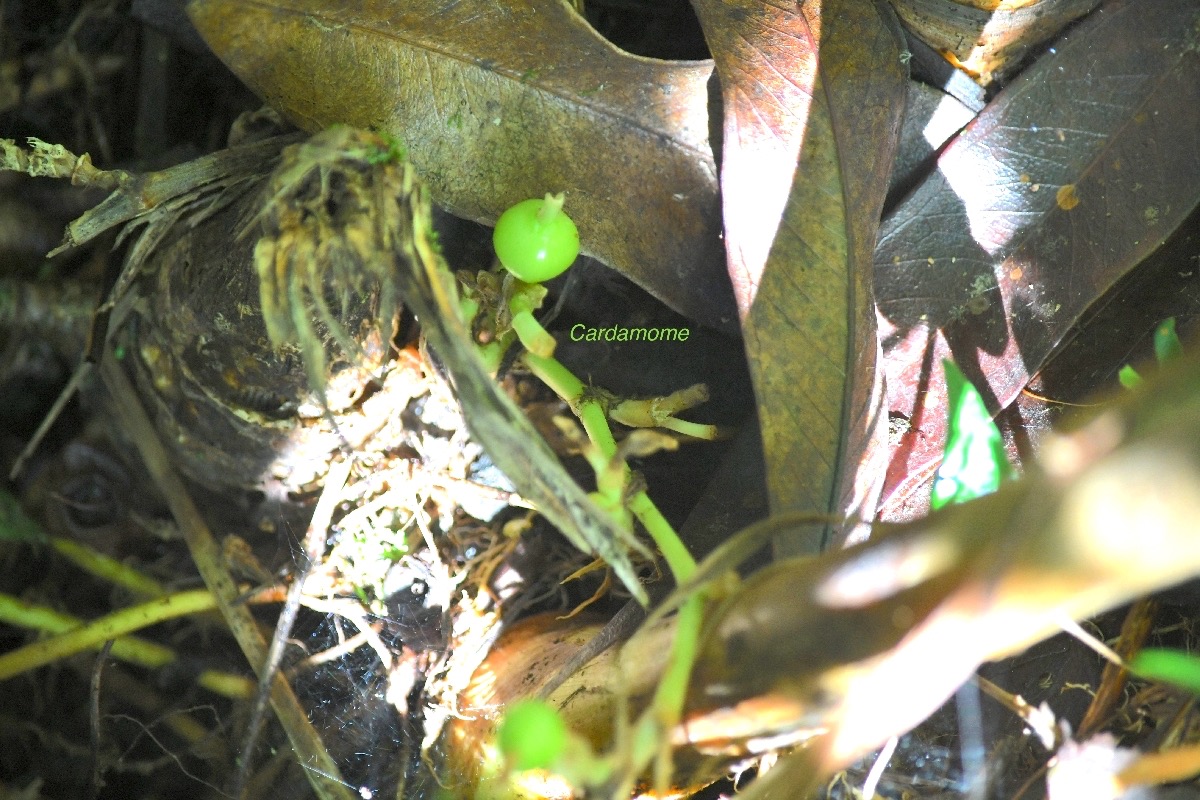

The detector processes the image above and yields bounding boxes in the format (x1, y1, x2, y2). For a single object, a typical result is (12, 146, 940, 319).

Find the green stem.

(652, 594, 703, 728)
(522, 351, 694, 581)
(611, 384, 708, 426)
(619, 591, 705, 793)
(472, 272, 708, 795)
(521, 348, 615, 468)
(536, 191, 565, 223)
(654, 593, 704, 787)
(609, 384, 721, 441)
(49, 536, 166, 598)
(508, 285, 556, 357)
(628, 492, 695, 580)
(658, 417, 722, 441)
(522, 350, 583, 406)
(476, 337, 512, 375)
(510, 309, 556, 357)
(578, 399, 618, 459)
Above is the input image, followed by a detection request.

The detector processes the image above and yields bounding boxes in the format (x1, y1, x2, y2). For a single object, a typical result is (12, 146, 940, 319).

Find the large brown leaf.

(187, 0, 736, 329)
(876, 0, 1200, 517)
(692, 0, 906, 554)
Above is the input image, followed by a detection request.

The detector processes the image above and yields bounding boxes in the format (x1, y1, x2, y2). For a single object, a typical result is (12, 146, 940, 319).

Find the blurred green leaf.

(1119, 364, 1144, 390)
(1155, 317, 1183, 364)
(497, 700, 568, 771)
(0, 489, 45, 544)
(1130, 648, 1200, 695)
(931, 360, 1013, 510)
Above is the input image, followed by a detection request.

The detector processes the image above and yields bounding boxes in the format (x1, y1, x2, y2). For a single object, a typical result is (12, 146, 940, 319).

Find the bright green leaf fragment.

(0, 488, 45, 544)
(931, 360, 1014, 511)
(1118, 364, 1144, 390)
(1120, 317, 1183, 390)
(1154, 316, 1183, 364)
(496, 700, 568, 771)
(1130, 648, 1200, 695)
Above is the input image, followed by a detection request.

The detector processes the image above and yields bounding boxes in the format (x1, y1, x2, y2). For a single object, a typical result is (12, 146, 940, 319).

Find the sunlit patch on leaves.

(876, 0, 1200, 515)
(930, 360, 1014, 510)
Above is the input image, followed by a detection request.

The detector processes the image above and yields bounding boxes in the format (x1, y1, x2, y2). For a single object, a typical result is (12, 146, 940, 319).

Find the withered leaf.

(876, 0, 1200, 517)
(692, 0, 906, 554)
(187, 0, 735, 329)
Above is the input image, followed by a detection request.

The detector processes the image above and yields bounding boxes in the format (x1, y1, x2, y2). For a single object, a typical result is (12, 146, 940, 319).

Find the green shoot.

(464, 195, 730, 796)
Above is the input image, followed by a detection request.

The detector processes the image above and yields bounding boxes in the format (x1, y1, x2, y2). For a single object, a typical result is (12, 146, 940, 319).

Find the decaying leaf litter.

(2, 0, 1200, 796)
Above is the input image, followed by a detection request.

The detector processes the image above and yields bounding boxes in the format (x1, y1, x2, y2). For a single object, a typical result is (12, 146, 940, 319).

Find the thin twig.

(1078, 599, 1157, 738)
(231, 457, 354, 800)
(1056, 612, 1125, 667)
(89, 640, 115, 800)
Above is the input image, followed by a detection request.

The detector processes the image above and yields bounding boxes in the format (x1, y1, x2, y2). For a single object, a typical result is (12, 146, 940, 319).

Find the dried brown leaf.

(693, 0, 906, 553)
(187, 0, 736, 328)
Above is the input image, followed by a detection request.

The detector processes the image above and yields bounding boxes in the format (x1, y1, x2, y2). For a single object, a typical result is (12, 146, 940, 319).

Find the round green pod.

(493, 193, 580, 283)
